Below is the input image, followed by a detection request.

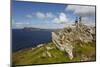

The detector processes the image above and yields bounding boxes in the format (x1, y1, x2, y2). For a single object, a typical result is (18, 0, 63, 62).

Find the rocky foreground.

(52, 22, 95, 60)
(12, 23, 96, 65)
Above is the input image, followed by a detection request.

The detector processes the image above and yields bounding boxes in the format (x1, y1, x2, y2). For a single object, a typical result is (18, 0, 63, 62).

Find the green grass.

(12, 42, 96, 65)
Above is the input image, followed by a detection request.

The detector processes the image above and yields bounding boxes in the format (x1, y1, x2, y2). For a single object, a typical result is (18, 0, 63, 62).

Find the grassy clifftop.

(12, 41, 95, 66)
(12, 23, 96, 66)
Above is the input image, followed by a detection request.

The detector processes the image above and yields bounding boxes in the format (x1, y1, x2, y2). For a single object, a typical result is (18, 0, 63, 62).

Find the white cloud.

(82, 17, 95, 25)
(59, 12, 68, 23)
(46, 12, 55, 18)
(27, 12, 55, 19)
(52, 12, 69, 24)
(12, 22, 31, 29)
(26, 14, 32, 18)
(66, 5, 95, 25)
(66, 5, 95, 17)
(52, 18, 59, 23)
(16, 22, 30, 25)
(36, 12, 55, 19)
(36, 12, 46, 19)
(15, 22, 23, 25)
(13, 22, 23, 29)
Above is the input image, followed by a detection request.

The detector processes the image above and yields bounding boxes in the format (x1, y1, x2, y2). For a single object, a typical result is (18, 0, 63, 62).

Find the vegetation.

(12, 22, 96, 66)
(12, 41, 96, 66)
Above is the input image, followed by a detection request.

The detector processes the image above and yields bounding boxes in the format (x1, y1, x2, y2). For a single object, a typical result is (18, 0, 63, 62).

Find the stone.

(31, 47, 35, 50)
(37, 44, 43, 48)
(51, 21, 95, 60)
(46, 46, 53, 50)
(46, 51, 52, 58)
(52, 32, 73, 59)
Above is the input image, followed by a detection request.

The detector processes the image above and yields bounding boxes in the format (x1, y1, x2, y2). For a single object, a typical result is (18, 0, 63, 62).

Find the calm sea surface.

(12, 29, 53, 52)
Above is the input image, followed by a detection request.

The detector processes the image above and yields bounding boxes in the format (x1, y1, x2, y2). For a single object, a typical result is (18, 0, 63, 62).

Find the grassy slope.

(12, 42, 96, 65)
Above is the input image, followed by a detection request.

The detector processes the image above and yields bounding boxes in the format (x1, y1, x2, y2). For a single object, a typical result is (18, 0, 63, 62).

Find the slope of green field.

(12, 41, 96, 66)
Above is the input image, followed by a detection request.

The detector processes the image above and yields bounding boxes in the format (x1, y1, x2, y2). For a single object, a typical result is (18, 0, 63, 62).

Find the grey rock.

(52, 21, 95, 60)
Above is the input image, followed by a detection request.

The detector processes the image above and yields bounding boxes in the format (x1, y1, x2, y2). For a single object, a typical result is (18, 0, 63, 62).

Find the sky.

(12, 0, 96, 29)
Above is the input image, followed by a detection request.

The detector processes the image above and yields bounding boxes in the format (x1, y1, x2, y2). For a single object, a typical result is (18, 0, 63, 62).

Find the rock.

(51, 21, 95, 60)
(42, 50, 52, 58)
(64, 43, 73, 60)
(52, 32, 65, 51)
(37, 44, 44, 48)
(31, 47, 35, 50)
(52, 32, 73, 59)
(46, 51, 52, 58)
(81, 55, 89, 61)
(46, 46, 53, 50)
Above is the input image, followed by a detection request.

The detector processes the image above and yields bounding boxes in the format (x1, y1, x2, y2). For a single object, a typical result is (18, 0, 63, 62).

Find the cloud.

(27, 12, 55, 20)
(52, 12, 69, 24)
(36, 12, 55, 19)
(12, 22, 31, 29)
(26, 14, 32, 18)
(59, 12, 68, 23)
(13, 22, 23, 29)
(52, 18, 59, 23)
(66, 5, 95, 25)
(82, 17, 95, 25)
(66, 5, 95, 17)
(36, 12, 46, 19)
(46, 12, 55, 18)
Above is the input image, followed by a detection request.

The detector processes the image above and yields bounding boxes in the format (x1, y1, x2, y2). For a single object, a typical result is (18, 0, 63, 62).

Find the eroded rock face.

(52, 32, 73, 60)
(52, 23, 95, 60)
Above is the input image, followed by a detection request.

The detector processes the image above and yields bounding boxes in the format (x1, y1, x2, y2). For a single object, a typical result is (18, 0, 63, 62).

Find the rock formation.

(52, 17, 95, 60)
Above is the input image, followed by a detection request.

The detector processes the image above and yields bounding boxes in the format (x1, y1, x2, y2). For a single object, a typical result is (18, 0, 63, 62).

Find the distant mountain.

(23, 27, 41, 31)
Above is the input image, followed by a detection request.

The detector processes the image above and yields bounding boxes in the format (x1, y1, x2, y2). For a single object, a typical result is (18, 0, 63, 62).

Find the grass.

(12, 42, 96, 66)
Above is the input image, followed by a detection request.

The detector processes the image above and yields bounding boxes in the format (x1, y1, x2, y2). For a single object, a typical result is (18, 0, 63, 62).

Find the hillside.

(12, 22, 96, 66)
(12, 42, 95, 65)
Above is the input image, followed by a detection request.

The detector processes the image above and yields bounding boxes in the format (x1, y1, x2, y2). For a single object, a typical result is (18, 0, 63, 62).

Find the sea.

(12, 29, 53, 52)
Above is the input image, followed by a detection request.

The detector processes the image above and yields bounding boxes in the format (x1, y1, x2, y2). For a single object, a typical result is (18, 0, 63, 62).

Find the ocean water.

(12, 29, 52, 52)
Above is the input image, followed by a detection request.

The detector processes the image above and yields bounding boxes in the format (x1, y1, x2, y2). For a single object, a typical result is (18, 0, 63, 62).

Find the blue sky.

(12, 1, 95, 29)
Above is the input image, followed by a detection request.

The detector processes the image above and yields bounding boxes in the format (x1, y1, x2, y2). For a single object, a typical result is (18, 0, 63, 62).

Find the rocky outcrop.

(52, 22, 95, 60)
(52, 32, 73, 59)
